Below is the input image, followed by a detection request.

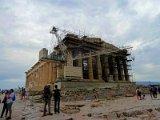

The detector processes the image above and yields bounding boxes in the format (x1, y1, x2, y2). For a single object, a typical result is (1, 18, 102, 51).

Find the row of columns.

(108, 56, 129, 82)
(76, 52, 129, 82)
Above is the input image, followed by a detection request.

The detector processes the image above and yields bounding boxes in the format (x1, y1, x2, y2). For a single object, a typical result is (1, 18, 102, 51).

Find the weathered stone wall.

(60, 84, 137, 101)
(26, 60, 57, 91)
(57, 81, 135, 90)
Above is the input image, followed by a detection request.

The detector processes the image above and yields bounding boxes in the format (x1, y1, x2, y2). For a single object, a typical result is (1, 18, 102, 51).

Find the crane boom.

(50, 27, 73, 66)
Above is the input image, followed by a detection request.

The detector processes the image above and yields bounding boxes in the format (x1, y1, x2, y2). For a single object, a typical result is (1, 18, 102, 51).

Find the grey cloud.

(0, 0, 160, 89)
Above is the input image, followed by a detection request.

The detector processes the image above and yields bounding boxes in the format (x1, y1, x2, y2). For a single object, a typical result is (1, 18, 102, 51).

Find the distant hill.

(136, 81, 160, 86)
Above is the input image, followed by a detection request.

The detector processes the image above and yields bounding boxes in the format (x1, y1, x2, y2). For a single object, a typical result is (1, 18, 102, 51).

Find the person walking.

(53, 85, 61, 114)
(42, 85, 53, 116)
(0, 90, 9, 118)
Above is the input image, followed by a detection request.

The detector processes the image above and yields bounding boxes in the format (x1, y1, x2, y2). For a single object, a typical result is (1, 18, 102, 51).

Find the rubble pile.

(61, 104, 84, 114)
(82, 106, 160, 120)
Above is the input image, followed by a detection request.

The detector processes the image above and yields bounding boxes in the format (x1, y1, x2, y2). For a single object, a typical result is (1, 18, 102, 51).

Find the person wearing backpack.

(53, 85, 61, 114)
(22, 87, 26, 101)
(42, 85, 53, 116)
(6, 89, 15, 120)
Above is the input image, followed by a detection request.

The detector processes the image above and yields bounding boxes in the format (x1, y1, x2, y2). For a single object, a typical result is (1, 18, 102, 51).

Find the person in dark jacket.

(158, 86, 160, 94)
(53, 85, 61, 114)
(0, 90, 9, 118)
(149, 86, 153, 99)
(42, 85, 52, 116)
(152, 86, 158, 98)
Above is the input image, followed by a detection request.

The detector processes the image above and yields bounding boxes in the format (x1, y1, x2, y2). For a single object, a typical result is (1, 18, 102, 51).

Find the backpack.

(12, 94, 16, 101)
(43, 87, 52, 99)
(44, 87, 48, 96)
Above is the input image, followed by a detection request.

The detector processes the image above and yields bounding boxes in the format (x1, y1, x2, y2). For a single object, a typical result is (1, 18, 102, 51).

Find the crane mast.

(50, 26, 73, 66)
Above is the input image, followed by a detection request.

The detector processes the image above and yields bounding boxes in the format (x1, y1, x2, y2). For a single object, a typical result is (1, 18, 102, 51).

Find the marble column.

(67, 50, 73, 66)
(78, 52, 83, 80)
(56, 63, 61, 80)
(52, 63, 57, 83)
(48, 62, 51, 83)
(78, 52, 82, 67)
(123, 58, 129, 81)
(105, 56, 110, 82)
(112, 57, 118, 81)
(41, 66, 44, 85)
(119, 59, 125, 81)
(88, 54, 93, 81)
(46, 63, 49, 83)
(40, 66, 43, 85)
(43, 65, 46, 85)
(97, 55, 102, 81)
(38, 69, 40, 84)
(43, 63, 46, 84)
(35, 70, 38, 86)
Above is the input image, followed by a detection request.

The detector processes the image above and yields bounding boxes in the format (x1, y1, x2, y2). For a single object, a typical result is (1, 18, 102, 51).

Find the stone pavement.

(0, 95, 86, 120)
(0, 96, 41, 120)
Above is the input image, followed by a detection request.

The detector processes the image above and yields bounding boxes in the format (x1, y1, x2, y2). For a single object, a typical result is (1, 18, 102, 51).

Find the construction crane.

(50, 26, 73, 66)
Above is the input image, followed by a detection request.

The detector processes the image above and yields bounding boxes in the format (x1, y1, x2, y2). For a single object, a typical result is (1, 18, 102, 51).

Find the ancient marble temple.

(25, 34, 132, 91)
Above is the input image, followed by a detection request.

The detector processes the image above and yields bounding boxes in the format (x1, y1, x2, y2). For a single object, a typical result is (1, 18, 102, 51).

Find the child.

(142, 94, 145, 100)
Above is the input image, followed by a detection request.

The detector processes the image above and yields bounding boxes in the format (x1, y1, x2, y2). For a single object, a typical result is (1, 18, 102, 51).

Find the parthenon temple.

(25, 33, 133, 91)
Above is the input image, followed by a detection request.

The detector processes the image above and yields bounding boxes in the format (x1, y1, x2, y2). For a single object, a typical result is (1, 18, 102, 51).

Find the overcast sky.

(0, 0, 160, 89)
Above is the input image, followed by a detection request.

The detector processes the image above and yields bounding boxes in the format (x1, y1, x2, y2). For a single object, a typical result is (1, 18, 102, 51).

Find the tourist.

(0, 90, 9, 118)
(136, 87, 141, 100)
(149, 86, 153, 99)
(18, 87, 22, 100)
(22, 87, 26, 101)
(53, 85, 61, 114)
(152, 86, 157, 98)
(42, 85, 53, 116)
(142, 94, 145, 100)
(6, 89, 15, 120)
(158, 86, 160, 94)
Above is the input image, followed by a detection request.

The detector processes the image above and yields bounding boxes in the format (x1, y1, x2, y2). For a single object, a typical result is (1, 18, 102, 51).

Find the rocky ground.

(0, 94, 160, 120)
